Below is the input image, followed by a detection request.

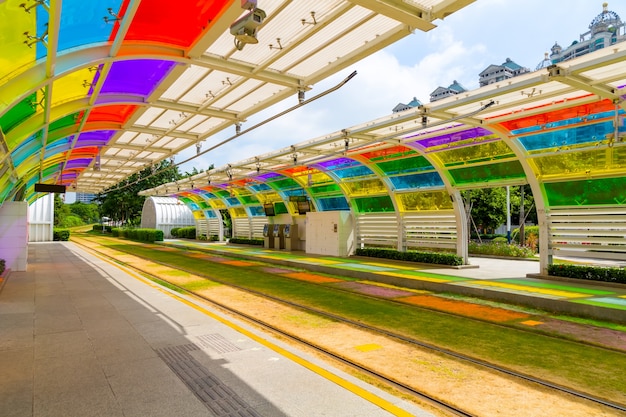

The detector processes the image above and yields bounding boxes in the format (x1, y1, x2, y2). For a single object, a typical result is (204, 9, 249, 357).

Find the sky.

(66, 0, 612, 201)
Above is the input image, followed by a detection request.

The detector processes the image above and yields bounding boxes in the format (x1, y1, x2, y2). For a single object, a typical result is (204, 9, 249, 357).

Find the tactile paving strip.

(156, 343, 261, 416)
(195, 333, 242, 354)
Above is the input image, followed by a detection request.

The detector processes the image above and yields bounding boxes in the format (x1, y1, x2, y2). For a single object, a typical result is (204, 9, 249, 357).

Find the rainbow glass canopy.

(0, 0, 474, 203)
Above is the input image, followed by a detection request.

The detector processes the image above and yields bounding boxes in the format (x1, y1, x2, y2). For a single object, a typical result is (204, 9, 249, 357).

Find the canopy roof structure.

(143, 45, 626, 270)
(0, 0, 474, 203)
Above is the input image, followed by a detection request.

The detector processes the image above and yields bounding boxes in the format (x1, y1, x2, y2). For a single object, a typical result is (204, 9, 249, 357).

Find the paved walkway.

(0, 242, 432, 417)
(161, 239, 626, 323)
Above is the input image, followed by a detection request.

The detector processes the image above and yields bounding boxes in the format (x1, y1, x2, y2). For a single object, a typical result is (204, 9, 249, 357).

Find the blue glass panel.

(389, 172, 444, 190)
(200, 192, 216, 199)
(333, 165, 373, 179)
(282, 189, 306, 197)
(225, 197, 240, 207)
(45, 138, 72, 156)
(317, 157, 359, 170)
(248, 183, 272, 192)
(11, 135, 41, 166)
(204, 210, 217, 218)
(519, 121, 626, 151)
(316, 196, 350, 211)
(58, 0, 121, 52)
(249, 206, 265, 216)
(188, 202, 199, 211)
(35, 2, 49, 59)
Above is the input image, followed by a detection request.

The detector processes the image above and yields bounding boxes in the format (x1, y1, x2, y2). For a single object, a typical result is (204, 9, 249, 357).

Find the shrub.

(93, 224, 112, 233)
(53, 228, 70, 241)
(512, 225, 540, 252)
(176, 226, 196, 239)
(111, 228, 163, 243)
(0, 259, 5, 275)
(492, 236, 508, 244)
(170, 227, 180, 237)
(548, 264, 626, 284)
(355, 247, 463, 266)
(229, 238, 264, 246)
(468, 241, 535, 258)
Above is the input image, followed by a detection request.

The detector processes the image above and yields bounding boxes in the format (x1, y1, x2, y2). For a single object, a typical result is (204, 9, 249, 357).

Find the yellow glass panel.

(193, 211, 205, 219)
(532, 146, 626, 178)
(231, 207, 247, 217)
(260, 191, 281, 203)
(343, 178, 386, 196)
(210, 199, 226, 209)
(51, 68, 92, 106)
(398, 190, 454, 211)
(436, 141, 514, 166)
(0, 4, 36, 84)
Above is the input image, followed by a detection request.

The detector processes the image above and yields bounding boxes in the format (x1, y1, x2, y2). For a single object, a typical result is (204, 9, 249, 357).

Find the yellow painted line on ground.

(299, 257, 341, 264)
(362, 262, 416, 270)
(471, 281, 589, 298)
(85, 246, 414, 417)
(355, 343, 383, 352)
(378, 271, 450, 283)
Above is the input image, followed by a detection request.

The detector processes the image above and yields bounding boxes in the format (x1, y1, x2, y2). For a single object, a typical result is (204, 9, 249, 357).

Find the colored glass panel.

(317, 196, 350, 211)
(282, 189, 306, 198)
(317, 157, 359, 170)
(0, 4, 36, 81)
(204, 210, 217, 218)
(533, 147, 626, 177)
(275, 202, 288, 214)
(519, 121, 626, 151)
(437, 141, 515, 167)
(232, 207, 247, 217)
(86, 105, 137, 125)
(51, 68, 92, 107)
(409, 127, 493, 149)
(397, 190, 453, 211)
(360, 145, 416, 162)
(449, 161, 526, 185)
(49, 113, 79, 133)
(249, 183, 272, 192)
(376, 156, 433, 175)
(1, 93, 38, 139)
(225, 197, 240, 207)
(249, 206, 265, 216)
(11, 135, 41, 166)
(353, 195, 395, 213)
(256, 172, 281, 181)
(544, 177, 626, 206)
(333, 165, 374, 179)
(97, 60, 176, 102)
(65, 159, 92, 169)
(73, 130, 116, 147)
(389, 172, 444, 190)
(239, 195, 259, 205)
(124, 0, 230, 49)
(58, 0, 120, 52)
(309, 183, 341, 195)
(269, 177, 299, 190)
(343, 179, 386, 196)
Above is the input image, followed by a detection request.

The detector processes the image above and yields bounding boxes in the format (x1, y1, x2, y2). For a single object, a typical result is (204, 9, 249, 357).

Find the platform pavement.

(0, 242, 433, 417)
(161, 239, 626, 323)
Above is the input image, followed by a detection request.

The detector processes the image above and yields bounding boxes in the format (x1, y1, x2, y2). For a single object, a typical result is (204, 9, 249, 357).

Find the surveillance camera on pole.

(230, 8, 266, 50)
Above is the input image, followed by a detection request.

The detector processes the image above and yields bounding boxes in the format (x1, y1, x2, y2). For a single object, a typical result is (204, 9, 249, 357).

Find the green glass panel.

(353, 195, 395, 213)
(533, 147, 626, 177)
(398, 191, 453, 211)
(270, 177, 299, 189)
(343, 179, 386, 196)
(309, 183, 341, 195)
(437, 141, 515, 167)
(449, 161, 526, 185)
(198, 201, 210, 209)
(544, 177, 626, 206)
(239, 194, 259, 205)
(376, 156, 433, 175)
(367, 149, 417, 162)
(49, 113, 79, 132)
(275, 202, 288, 214)
(214, 189, 230, 198)
(1, 93, 37, 141)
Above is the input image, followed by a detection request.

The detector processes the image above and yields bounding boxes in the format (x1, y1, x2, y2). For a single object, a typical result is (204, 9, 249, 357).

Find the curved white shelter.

(141, 197, 195, 238)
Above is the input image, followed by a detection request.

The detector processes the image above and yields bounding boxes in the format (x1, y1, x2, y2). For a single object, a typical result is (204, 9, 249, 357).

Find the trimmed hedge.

(172, 226, 196, 239)
(548, 264, 626, 284)
(468, 241, 535, 258)
(0, 259, 5, 275)
(229, 237, 264, 246)
(111, 228, 163, 242)
(355, 247, 463, 266)
(92, 224, 112, 233)
(53, 228, 70, 241)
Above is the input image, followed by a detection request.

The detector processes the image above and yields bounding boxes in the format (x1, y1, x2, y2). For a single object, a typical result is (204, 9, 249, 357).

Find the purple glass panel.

(65, 159, 92, 169)
(75, 130, 116, 147)
(317, 157, 358, 170)
(256, 172, 282, 181)
(97, 60, 177, 103)
(408, 127, 493, 149)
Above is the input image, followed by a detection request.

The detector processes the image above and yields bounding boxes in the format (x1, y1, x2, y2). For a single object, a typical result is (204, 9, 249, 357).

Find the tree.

(461, 188, 508, 235)
(96, 159, 182, 225)
(69, 202, 99, 224)
(53, 194, 71, 226)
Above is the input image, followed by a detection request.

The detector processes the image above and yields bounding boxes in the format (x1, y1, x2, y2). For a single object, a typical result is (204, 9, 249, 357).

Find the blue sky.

(173, 0, 608, 175)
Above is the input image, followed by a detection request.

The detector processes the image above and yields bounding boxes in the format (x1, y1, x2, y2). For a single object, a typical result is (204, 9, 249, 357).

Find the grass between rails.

(75, 234, 626, 403)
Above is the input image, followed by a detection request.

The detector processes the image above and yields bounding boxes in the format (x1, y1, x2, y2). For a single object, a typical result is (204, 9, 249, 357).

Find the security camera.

(230, 8, 266, 49)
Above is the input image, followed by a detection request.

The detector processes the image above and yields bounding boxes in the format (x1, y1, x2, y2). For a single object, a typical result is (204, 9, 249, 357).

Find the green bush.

(512, 225, 539, 252)
(53, 228, 70, 241)
(468, 241, 535, 258)
(175, 226, 196, 239)
(58, 215, 83, 228)
(492, 236, 509, 243)
(110, 228, 163, 243)
(0, 259, 5, 275)
(355, 247, 463, 266)
(93, 224, 112, 233)
(548, 264, 626, 284)
(229, 238, 264, 246)
(170, 227, 180, 237)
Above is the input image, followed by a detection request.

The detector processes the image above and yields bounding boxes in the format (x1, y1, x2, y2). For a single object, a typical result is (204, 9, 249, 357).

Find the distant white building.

(478, 58, 529, 87)
(75, 192, 97, 204)
(392, 97, 422, 113)
(429, 80, 466, 102)
(549, 2, 625, 64)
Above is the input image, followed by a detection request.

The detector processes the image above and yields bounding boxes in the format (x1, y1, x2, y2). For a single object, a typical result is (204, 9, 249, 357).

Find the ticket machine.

(273, 224, 285, 249)
(263, 224, 274, 249)
(284, 224, 299, 251)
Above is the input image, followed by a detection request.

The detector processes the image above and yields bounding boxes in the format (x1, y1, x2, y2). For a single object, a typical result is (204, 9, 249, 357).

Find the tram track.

(73, 237, 626, 416)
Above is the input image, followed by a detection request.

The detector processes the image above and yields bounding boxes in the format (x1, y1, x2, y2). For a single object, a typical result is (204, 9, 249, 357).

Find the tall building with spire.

(549, 2, 625, 64)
